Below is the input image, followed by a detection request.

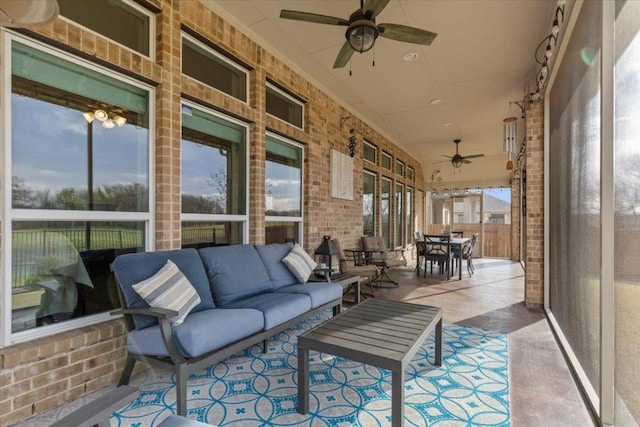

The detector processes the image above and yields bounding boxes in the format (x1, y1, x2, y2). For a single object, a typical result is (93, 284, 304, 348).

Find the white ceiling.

(204, 0, 555, 188)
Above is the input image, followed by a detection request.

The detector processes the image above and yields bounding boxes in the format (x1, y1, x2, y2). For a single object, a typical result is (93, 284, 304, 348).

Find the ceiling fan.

(279, 0, 437, 69)
(436, 139, 485, 169)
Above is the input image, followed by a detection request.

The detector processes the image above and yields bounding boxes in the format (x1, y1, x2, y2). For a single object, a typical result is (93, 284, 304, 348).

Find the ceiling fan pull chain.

(372, 45, 375, 67)
(349, 58, 352, 76)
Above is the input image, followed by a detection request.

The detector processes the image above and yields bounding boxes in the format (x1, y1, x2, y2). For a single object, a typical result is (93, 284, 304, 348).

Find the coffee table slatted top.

(298, 299, 442, 371)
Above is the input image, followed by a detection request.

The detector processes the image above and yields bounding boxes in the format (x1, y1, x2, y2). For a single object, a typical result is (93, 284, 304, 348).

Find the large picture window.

(363, 171, 376, 236)
(265, 134, 303, 244)
(181, 103, 248, 247)
(5, 37, 152, 340)
(406, 187, 414, 245)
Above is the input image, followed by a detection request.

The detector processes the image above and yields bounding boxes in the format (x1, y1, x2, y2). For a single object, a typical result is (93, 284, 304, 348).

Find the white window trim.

(265, 131, 305, 245)
(395, 182, 405, 248)
(363, 169, 377, 235)
(266, 82, 305, 130)
(363, 140, 377, 164)
(180, 100, 250, 244)
(59, 0, 156, 60)
(396, 159, 405, 177)
(381, 151, 392, 170)
(182, 33, 250, 104)
(1, 32, 155, 346)
(407, 166, 415, 181)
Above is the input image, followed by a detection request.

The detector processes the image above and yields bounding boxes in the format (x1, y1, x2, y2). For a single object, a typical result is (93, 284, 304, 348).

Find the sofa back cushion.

(112, 249, 215, 330)
(199, 244, 274, 306)
(254, 243, 299, 289)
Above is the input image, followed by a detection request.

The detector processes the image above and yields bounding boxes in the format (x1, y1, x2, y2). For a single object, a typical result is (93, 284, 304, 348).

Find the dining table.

(422, 236, 471, 280)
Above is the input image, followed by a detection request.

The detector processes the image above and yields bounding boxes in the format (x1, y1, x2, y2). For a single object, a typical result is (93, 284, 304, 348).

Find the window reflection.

(363, 172, 376, 236)
(266, 136, 302, 217)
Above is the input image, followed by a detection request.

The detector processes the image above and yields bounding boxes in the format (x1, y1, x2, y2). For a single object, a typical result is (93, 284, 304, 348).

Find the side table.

(309, 273, 361, 304)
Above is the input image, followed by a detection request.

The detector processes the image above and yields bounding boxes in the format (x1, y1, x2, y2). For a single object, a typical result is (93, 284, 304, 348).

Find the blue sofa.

(112, 243, 342, 416)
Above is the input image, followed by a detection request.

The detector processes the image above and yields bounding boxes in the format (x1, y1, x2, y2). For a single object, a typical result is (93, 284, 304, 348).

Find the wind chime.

(503, 116, 518, 170)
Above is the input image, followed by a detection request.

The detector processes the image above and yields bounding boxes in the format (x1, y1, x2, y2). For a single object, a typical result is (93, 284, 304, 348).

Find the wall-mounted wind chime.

(503, 116, 518, 170)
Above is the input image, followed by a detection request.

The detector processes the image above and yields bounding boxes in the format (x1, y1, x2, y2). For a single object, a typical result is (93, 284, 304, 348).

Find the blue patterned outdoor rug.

(112, 310, 510, 426)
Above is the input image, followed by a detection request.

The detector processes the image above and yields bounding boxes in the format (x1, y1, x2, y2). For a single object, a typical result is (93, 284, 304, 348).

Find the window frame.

(1, 33, 155, 345)
(381, 176, 393, 249)
(395, 182, 405, 248)
(181, 32, 250, 104)
(382, 151, 392, 170)
(58, 0, 155, 60)
(363, 140, 377, 164)
(363, 169, 377, 236)
(180, 100, 250, 244)
(407, 166, 415, 182)
(265, 132, 305, 244)
(265, 82, 305, 130)
(396, 159, 405, 177)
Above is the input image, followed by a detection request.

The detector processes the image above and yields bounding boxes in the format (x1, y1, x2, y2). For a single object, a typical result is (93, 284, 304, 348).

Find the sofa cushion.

(282, 244, 317, 283)
(113, 249, 215, 330)
(221, 293, 312, 330)
(273, 282, 342, 308)
(199, 244, 274, 306)
(132, 260, 201, 326)
(254, 243, 298, 289)
(126, 308, 264, 358)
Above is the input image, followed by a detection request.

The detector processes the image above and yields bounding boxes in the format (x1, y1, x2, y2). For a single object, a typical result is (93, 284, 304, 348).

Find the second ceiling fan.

(436, 139, 485, 169)
(279, 0, 437, 69)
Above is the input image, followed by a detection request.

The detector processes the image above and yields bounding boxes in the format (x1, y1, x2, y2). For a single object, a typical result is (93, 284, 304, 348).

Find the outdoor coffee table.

(297, 299, 442, 427)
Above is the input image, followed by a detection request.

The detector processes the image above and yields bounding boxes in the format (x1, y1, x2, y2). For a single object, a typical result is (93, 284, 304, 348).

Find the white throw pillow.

(132, 260, 201, 326)
(282, 244, 317, 283)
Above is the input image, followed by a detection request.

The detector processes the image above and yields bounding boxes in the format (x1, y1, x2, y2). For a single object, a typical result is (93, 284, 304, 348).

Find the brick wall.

(0, 1, 425, 424)
(511, 173, 521, 262)
(524, 99, 544, 308)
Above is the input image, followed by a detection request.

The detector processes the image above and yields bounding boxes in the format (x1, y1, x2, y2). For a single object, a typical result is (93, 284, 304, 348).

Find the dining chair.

(423, 234, 453, 279)
(413, 231, 427, 275)
(451, 231, 464, 238)
(461, 233, 479, 276)
(360, 236, 407, 286)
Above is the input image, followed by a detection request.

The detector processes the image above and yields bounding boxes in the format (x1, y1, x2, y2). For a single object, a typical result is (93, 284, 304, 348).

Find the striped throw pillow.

(282, 244, 317, 283)
(132, 260, 201, 326)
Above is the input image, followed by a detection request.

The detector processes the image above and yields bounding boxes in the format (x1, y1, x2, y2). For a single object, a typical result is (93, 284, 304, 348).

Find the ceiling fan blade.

(362, 0, 390, 19)
(441, 155, 453, 159)
(378, 23, 438, 45)
(462, 159, 472, 164)
(432, 159, 451, 164)
(279, 10, 348, 26)
(462, 154, 485, 159)
(333, 41, 355, 69)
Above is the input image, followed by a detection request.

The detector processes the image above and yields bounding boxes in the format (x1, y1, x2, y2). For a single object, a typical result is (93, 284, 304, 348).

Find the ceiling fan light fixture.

(347, 19, 378, 53)
(452, 158, 463, 168)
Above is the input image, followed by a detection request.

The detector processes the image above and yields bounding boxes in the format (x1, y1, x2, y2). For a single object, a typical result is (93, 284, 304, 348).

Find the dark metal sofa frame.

(112, 284, 342, 417)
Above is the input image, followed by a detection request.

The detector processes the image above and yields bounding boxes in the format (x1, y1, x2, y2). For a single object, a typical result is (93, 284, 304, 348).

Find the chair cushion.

(254, 243, 298, 289)
(132, 260, 201, 326)
(199, 244, 274, 306)
(221, 292, 311, 329)
(112, 249, 215, 330)
(273, 282, 342, 308)
(282, 244, 317, 283)
(126, 308, 264, 358)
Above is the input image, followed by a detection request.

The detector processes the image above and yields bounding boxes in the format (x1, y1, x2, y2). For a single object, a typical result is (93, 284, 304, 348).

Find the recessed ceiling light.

(402, 52, 419, 61)
(443, 122, 453, 127)
(430, 99, 444, 105)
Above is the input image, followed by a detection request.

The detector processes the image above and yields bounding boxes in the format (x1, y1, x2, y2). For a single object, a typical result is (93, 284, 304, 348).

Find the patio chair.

(332, 238, 378, 298)
(424, 234, 453, 279)
(462, 233, 479, 276)
(414, 231, 427, 275)
(360, 236, 407, 286)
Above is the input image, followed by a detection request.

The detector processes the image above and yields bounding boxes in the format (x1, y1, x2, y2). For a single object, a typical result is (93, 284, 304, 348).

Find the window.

(395, 182, 404, 247)
(381, 178, 392, 249)
(407, 167, 414, 182)
(5, 37, 152, 340)
(181, 103, 248, 248)
(58, 0, 153, 57)
(406, 187, 413, 245)
(396, 159, 404, 177)
(363, 171, 376, 236)
(363, 140, 377, 164)
(266, 82, 304, 129)
(182, 33, 248, 102)
(382, 152, 392, 170)
(265, 134, 303, 244)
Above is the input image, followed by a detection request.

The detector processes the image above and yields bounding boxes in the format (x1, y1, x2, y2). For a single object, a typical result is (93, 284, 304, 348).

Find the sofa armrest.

(111, 307, 178, 319)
